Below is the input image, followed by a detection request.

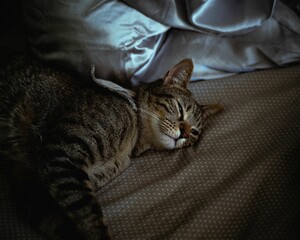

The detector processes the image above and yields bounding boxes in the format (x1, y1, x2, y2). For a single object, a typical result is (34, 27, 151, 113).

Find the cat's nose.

(180, 130, 189, 139)
(179, 123, 191, 139)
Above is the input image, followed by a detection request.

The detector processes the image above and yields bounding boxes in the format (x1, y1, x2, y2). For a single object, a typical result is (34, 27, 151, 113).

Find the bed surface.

(1, 63, 299, 239)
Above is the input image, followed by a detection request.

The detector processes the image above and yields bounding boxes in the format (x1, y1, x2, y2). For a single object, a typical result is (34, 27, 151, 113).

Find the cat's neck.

(132, 86, 153, 156)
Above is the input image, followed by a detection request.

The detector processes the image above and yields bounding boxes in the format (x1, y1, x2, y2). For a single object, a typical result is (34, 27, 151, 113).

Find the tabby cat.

(0, 56, 223, 240)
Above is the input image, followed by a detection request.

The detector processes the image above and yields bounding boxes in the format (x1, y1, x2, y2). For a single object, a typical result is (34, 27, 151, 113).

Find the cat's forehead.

(150, 82, 191, 98)
(151, 89, 198, 109)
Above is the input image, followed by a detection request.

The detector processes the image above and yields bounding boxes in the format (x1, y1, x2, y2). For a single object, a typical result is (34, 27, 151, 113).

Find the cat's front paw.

(132, 143, 151, 157)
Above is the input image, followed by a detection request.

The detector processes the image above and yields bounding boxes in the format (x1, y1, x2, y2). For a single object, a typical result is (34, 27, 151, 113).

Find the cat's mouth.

(162, 133, 188, 149)
(165, 130, 189, 142)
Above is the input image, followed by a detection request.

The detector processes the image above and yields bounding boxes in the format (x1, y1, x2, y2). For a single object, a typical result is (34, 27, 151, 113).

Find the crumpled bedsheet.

(23, 0, 300, 85)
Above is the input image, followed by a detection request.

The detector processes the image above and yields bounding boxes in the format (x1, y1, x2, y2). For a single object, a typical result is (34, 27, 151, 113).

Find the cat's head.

(136, 59, 223, 155)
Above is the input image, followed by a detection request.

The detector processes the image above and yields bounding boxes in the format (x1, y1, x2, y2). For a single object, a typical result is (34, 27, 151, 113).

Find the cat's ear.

(90, 65, 136, 109)
(201, 103, 224, 121)
(163, 58, 194, 88)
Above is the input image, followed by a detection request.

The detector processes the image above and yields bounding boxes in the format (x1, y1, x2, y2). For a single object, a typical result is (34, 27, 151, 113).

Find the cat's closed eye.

(190, 128, 200, 136)
(177, 102, 184, 121)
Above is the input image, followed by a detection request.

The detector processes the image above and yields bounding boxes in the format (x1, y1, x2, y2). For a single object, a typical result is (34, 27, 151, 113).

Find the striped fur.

(0, 56, 222, 240)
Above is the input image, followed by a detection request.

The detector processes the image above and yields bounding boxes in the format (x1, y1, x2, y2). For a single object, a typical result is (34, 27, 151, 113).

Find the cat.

(0, 56, 223, 240)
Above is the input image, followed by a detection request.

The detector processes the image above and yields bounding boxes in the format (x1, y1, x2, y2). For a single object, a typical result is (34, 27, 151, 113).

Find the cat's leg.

(88, 154, 131, 189)
(5, 159, 84, 240)
(39, 158, 112, 240)
(37, 206, 85, 240)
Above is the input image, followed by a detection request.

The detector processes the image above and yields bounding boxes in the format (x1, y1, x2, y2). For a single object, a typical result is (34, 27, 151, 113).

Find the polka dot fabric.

(1, 64, 300, 239)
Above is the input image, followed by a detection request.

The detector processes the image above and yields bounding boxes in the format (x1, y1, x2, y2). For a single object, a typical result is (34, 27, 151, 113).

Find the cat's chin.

(159, 134, 188, 150)
(175, 138, 188, 149)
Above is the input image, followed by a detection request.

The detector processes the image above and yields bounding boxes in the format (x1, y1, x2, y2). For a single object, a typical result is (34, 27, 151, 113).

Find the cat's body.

(0, 56, 222, 240)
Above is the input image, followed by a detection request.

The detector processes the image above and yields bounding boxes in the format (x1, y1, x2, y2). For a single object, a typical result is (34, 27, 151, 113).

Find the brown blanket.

(1, 64, 300, 239)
